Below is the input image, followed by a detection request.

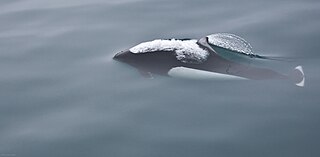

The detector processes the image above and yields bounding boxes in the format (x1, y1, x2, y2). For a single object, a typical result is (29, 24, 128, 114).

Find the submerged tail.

(288, 66, 305, 87)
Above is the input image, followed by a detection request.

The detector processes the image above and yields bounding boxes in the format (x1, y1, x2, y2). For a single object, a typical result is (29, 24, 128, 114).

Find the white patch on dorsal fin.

(207, 33, 254, 55)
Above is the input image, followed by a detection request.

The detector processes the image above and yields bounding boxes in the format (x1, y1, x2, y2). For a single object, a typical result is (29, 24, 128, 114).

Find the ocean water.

(1, 0, 320, 157)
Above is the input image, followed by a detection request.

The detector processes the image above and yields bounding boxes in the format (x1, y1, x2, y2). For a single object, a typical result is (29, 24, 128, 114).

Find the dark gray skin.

(113, 37, 292, 81)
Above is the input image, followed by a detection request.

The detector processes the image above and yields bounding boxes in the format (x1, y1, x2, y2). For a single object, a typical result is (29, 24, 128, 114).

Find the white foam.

(207, 33, 254, 55)
(129, 39, 209, 64)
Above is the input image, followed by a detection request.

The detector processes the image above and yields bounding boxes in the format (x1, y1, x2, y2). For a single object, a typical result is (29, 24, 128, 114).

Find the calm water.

(1, 0, 320, 156)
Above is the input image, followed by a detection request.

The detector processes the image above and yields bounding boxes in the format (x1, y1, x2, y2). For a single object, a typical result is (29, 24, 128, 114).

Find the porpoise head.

(113, 48, 181, 76)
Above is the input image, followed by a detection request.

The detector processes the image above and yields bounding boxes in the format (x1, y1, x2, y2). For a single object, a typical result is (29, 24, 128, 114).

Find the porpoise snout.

(113, 50, 131, 60)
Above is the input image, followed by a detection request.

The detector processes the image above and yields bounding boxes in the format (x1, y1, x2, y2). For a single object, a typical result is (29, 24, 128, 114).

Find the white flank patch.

(207, 33, 254, 55)
(168, 67, 248, 80)
(129, 39, 209, 64)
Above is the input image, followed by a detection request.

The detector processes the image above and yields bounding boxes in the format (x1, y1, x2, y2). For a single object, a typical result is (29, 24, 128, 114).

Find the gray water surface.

(1, 0, 320, 157)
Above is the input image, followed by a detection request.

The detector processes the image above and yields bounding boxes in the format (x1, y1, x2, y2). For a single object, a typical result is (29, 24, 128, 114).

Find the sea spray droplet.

(207, 33, 254, 55)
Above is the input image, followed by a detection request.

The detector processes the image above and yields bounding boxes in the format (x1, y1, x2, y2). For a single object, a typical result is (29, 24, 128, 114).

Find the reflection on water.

(0, 0, 320, 157)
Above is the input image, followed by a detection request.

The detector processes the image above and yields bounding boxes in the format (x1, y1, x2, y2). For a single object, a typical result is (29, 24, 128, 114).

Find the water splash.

(207, 33, 254, 55)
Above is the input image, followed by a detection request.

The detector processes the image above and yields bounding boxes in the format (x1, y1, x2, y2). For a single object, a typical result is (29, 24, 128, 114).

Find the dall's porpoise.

(113, 33, 305, 87)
